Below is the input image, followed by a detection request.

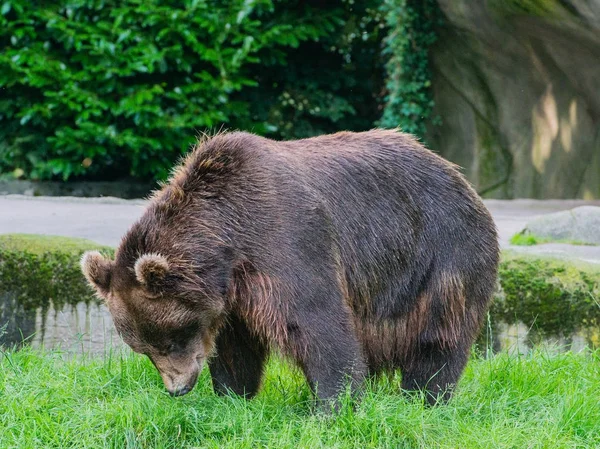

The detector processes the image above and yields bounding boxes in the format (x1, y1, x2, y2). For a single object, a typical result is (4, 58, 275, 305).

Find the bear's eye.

(169, 322, 200, 343)
(152, 342, 179, 356)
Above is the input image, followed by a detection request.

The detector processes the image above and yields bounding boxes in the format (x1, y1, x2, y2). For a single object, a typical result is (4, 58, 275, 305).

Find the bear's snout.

(168, 383, 193, 397)
(161, 369, 199, 397)
(151, 354, 203, 397)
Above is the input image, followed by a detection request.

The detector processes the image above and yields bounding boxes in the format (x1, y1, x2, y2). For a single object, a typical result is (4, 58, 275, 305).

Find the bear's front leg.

(287, 286, 367, 408)
(208, 314, 268, 398)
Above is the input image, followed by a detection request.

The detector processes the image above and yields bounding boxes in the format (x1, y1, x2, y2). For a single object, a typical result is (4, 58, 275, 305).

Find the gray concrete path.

(1, 195, 600, 263)
(0, 195, 146, 247)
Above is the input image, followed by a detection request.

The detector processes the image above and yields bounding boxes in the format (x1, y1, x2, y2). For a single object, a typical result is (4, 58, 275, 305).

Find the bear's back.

(267, 129, 498, 317)
(159, 129, 498, 320)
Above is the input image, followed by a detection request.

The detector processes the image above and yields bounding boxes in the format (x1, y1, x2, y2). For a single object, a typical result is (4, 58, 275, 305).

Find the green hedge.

(3, 235, 597, 349)
(0, 0, 384, 182)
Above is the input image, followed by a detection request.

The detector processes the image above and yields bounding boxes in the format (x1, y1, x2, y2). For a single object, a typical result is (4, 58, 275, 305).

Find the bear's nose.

(168, 384, 193, 397)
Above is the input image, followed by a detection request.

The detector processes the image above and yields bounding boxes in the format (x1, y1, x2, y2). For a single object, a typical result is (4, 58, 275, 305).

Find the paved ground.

(485, 199, 600, 264)
(1, 195, 600, 263)
(0, 195, 146, 247)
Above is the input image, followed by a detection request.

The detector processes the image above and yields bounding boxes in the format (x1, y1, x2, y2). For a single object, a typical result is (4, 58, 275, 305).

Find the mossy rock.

(0, 234, 111, 255)
(0, 234, 112, 310)
(511, 207, 600, 246)
(492, 251, 600, 345)
(2, 234, 600, 350)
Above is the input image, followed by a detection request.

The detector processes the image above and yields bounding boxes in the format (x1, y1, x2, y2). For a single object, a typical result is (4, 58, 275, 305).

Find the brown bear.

(81, 129, 499, 406)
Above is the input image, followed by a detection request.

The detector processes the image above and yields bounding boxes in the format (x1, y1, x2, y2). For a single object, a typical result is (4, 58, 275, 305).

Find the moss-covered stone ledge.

(0, 234, 113, 310)
(493, 251, 600, 347)
(1, 234, 599, 349)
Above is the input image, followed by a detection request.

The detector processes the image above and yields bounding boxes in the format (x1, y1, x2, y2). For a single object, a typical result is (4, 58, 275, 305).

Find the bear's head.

(81, 248, 228, 396)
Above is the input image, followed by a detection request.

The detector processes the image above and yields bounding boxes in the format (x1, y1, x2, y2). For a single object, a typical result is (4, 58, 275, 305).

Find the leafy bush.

(237, 0, 385, 140)
(0, 0, 384, 182)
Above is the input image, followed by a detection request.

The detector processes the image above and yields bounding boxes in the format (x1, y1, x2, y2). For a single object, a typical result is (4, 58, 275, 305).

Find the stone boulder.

(519, 206, 600, 244)
(427, 0, 600, 199)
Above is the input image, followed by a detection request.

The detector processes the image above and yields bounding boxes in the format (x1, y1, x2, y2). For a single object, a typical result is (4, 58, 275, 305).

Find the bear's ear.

(134, 253, 170, 295)
(81, 251, 114, 296)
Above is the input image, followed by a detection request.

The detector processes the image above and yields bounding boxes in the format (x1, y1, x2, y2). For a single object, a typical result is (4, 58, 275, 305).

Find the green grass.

(509, 232, 593, 247)
(0, 233, 111, 255)
(1, 348, 599, 448)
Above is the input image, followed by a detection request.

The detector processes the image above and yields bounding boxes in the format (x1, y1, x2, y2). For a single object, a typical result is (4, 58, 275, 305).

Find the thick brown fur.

(82, 129, 499, 405)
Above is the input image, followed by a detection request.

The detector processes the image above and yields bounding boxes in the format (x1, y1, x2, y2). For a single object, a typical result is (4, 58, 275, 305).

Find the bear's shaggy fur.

(82, 129, 499, 405)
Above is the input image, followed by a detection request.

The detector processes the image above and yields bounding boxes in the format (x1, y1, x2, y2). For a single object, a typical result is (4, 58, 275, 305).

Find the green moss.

(510, 231, 595, 246)
(2, 233, 600, 350)
(509, 233, 539, 246)
(0, 233, 111, 255)
(493, 251, 600, 345)
(488, 0, 561, 17)
(0, 233, 112, 310)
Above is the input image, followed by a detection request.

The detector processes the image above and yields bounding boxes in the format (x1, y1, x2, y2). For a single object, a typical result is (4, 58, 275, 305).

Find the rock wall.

(427, 0, 600, 199)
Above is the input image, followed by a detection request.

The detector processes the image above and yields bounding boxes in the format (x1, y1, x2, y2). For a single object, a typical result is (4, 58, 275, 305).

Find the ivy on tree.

(379, 0, 443, 140)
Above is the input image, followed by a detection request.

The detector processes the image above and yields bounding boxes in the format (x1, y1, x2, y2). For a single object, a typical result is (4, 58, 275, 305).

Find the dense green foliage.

(378, 0, 442, 138)
(1, 348, 599, 448)
(495, 253, 600, 345)
(0, 0, 384, 182)
(237, 1, 385, 141)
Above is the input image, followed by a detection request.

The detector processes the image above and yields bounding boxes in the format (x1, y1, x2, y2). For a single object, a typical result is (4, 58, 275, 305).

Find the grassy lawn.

(1, 348, 599, 449)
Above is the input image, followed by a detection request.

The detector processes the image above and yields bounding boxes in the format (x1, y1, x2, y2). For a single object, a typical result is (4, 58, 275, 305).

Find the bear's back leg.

(399, 339, 470, 405)
(396, 273, 490, 405)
